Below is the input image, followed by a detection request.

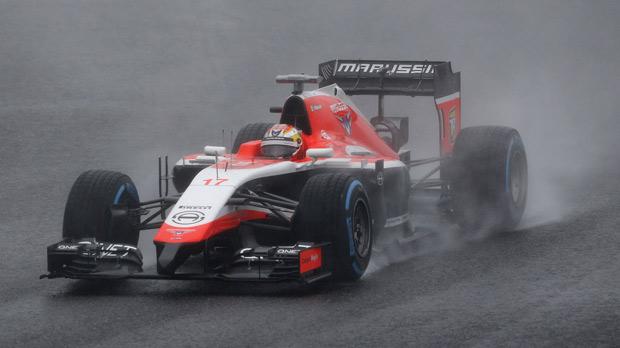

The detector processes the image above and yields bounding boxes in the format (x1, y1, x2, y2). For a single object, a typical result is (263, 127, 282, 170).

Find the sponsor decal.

(329, 102, 349, 114)
(168, 229, 195, 236)
(276, 248, 299, 255)
(299, 248, 322, 274)
(310, 104, 322, 111)
(98, 243, 137, 258)
(57, 244, 78, 250)
(171, 210, 206, 225)
(320, 129, 332, 140)
(178, 205, 212, 210)
(335, 62, 434, 75)
(447, 106, 457, 143)
(168, 229, 195, 240)
(330, 102, 352, 135)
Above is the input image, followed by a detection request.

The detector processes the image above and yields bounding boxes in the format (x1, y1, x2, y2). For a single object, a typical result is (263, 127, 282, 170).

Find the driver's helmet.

(261, 124, 303, 158)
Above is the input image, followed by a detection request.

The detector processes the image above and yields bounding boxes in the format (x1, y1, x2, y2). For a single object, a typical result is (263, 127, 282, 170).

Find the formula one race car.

(43, 59, 527, 283)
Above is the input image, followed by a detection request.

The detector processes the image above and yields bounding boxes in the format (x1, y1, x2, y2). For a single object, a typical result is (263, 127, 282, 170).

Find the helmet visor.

(261, 143, 297, 158)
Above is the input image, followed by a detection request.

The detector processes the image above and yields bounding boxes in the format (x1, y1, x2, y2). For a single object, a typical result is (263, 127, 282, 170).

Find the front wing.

(41, 239, 332, 284)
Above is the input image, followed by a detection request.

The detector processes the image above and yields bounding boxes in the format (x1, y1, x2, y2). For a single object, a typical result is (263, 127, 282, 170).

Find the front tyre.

(451, 126, 528, 232)
(294, 173, 373, 281)
(63, 170, 140, 245)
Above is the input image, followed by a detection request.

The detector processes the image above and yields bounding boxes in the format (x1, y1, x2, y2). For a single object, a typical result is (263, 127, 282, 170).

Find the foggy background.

(1, 1, 619, 346)
(2, 0, 618, 227)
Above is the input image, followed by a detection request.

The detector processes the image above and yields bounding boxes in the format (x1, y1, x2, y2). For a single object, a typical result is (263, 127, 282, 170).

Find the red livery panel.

(154, 209, 269, 244)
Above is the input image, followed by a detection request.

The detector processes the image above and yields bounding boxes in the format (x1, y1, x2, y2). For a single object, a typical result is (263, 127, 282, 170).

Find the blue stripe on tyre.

(345, 179, 363, 274)
(346, 216, 354, 256)
(113, 184, 126, 204)
(345, 180, 361, 210)
(125, 182, 139, 201)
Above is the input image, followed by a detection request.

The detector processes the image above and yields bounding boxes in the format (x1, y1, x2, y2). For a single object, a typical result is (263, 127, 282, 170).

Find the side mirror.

(275, 74, 320, 94)
(204, 146, 226, 156)
(306, 148, 334, 162)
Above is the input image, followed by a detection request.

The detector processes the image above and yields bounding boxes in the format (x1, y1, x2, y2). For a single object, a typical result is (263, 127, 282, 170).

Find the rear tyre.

(294, 173, 373, 281)
(63, 170, 140, 245)
(232, 122, 275, 153)
(451, 126, 527, 232)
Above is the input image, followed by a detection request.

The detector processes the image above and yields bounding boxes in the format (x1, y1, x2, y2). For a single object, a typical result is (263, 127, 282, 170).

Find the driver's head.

(261, 124, 303, 158)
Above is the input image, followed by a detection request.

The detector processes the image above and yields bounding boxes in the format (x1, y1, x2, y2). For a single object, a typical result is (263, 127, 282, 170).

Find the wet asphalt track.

(2, 165, 620, 347)
(1, 1, 620, 347)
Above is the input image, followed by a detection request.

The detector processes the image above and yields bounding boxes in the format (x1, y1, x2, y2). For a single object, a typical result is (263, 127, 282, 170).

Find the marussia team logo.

(330, 102, 352, 135)
(336, 113, 352, 135)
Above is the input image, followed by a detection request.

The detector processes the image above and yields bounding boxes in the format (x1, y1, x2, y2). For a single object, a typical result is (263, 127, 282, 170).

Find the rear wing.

(318, 59, 459, 98)
(318, 59, 461, 155)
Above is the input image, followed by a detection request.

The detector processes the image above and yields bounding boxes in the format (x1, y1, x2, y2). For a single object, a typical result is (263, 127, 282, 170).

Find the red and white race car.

(43, 59, 527, 283)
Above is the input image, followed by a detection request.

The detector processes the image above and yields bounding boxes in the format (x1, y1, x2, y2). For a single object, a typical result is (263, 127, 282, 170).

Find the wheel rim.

(352, 199, 371, 258)
(509, 151, 525, 204)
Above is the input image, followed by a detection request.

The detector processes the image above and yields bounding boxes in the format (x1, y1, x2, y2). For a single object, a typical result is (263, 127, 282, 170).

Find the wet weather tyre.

(63, 170, 140, 245)
(451, 126, 527, 232)
(232, 122, 275, 153)
(294, 173, 373, 281)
